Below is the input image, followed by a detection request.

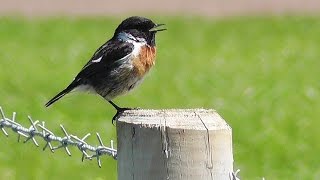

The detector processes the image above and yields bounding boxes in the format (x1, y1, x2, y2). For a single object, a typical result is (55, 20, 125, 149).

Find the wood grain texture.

(117, 109, 233, 180)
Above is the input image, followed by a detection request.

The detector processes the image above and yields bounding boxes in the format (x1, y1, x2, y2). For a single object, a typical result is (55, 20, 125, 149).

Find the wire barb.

(0, 106, 117, 167)
(229, 169, 241, 180)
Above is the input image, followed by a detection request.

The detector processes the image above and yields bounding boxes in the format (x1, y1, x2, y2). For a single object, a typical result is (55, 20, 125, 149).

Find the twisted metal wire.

(229, 169, 241, 180)
(0, 106, 117, 167)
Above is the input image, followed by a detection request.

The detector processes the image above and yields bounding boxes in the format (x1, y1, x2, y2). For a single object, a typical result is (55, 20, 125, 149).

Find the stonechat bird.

(45, 16, 166, 122)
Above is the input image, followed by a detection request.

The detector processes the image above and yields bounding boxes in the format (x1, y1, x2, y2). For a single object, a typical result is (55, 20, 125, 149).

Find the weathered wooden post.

(117, 109, 233, 180)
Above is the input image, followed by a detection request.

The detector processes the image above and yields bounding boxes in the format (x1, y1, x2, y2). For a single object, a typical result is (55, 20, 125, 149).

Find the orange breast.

(132, 46, 156, 77)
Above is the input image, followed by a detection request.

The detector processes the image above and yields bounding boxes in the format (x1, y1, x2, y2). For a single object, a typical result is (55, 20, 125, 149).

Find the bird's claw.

(112, 107, 133, 125)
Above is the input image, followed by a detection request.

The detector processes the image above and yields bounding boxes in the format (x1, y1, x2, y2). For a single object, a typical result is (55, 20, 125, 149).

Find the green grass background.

(0, 16, 319, 179)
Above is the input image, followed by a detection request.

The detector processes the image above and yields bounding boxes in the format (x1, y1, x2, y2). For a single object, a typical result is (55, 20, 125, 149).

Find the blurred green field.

(0, 16, 320, 179)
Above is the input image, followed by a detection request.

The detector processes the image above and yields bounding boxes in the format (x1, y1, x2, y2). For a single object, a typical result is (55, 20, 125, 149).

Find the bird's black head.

(114, 16, 166, 46)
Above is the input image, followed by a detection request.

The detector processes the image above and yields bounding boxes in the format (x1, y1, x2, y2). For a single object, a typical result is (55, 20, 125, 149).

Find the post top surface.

(118, 109, 231, 130)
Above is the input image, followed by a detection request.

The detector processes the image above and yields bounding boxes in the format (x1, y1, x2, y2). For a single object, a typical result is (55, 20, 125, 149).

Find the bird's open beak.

(149, 24, 166, 32)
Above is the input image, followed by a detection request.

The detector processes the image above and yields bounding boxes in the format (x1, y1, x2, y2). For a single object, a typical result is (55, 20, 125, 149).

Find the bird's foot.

(112, 107, 134, 125)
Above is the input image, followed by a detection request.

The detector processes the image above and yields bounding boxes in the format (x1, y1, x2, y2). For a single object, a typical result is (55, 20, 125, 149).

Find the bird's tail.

(45, 82, 78, 107)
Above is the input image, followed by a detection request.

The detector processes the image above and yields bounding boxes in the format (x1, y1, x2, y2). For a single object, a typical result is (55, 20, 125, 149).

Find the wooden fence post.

(117, 109, 233, 180)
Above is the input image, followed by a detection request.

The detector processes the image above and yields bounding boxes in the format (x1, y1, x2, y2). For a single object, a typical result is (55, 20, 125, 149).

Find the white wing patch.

(91, 56, 102, 63)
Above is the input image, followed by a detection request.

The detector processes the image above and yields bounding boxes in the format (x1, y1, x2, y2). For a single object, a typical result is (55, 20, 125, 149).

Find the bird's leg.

(108, 100, 132, 124)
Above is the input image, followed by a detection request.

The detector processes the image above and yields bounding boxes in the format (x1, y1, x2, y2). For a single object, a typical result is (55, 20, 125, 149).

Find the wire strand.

(0, 106, 117, 168)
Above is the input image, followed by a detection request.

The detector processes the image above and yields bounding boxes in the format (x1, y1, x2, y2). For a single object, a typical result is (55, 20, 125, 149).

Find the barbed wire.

(0, 106, 117, 168)
(229, 169, 241, 180)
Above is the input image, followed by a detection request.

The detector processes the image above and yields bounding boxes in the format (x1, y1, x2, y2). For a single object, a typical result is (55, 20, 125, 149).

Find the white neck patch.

(117, 32, 147, 57)
(117, 32, 147, 44)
